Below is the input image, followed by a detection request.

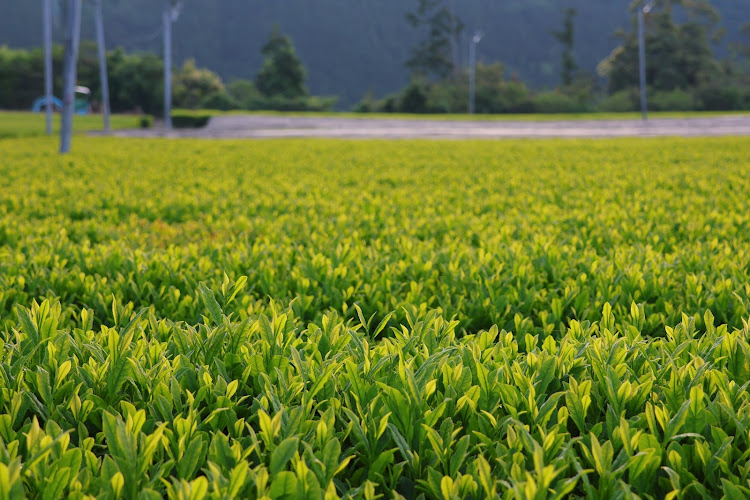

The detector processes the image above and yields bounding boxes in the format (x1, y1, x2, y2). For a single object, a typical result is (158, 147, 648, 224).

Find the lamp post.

(43, 0, 53, 135)
(638, 1, 654, 121)
(60, 0, 82, 154)
(95, 0, 111, 132)
(163, 1, 181, 130)
(469, 31, 483, 115)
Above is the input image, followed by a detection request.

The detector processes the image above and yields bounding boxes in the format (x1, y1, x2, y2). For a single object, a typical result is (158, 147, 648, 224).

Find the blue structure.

(32, 96, 63, 113)
(31, 86, 91, 115)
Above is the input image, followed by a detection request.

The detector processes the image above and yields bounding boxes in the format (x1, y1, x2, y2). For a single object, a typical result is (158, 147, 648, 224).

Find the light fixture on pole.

(469, 31, 483, 115)
(163, 1, 182, 130)
(638, 0, 654, 121)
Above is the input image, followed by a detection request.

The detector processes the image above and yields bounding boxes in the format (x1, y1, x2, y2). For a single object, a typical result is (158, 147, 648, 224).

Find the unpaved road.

(106, 114, 750, 139)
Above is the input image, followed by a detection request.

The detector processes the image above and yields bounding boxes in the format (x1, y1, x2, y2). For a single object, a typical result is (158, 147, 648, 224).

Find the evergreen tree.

(600, 0, 721, 93)
(552, 8, 578, 87)
(737, 22, 750, 61)
(405, 0, 464, 80)
(256, 27, 308, 99)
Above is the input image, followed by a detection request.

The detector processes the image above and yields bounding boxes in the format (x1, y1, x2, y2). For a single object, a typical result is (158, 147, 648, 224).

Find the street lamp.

(163, 1, 182, 130)
(469, 31, 483, 115)
(43, 0, 53, 136)
(638, 0, 654, 121)
(60, 0, 83, 154)
(95, 0, 111, 132)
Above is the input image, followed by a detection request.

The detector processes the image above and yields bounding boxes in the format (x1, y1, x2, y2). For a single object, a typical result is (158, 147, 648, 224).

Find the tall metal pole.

(43, 0, 54, 135)
(448, 0, 459, 78)
(638, 3, 651, 121)
(469, 40, 476, 114)
(95, 0, 111, 132)
(469, 32, 482, 115)
(163, 5, 173, 130)
(60, 0, 82, 154)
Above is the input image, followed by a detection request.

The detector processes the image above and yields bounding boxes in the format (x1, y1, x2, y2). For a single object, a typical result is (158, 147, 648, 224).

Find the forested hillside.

(1, 0, 747, 105)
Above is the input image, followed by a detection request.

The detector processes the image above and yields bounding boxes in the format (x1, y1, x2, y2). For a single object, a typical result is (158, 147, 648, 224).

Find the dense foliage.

(405, 0, 463, 80)
(0, 43, 164, 115)
(0, 39, 334, 115)
(354, 65, 594, 115)
(2, 0, 748, 107)
(1, 136, 750, 498)
(361, 0, 750, 114)
(595, 0, 749, 113)
(256, 28, 308, 101)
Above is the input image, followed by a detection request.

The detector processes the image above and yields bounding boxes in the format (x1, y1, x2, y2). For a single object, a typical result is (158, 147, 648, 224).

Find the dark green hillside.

(1, 1, 747, 105)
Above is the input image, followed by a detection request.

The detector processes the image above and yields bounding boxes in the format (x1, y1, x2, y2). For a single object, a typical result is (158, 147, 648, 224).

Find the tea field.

(1, 136, 749, 499)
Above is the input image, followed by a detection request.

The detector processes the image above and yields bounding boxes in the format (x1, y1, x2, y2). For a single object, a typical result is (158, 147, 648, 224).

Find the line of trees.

(3, 0, 749, 115)
(0, 27, 334, 114)
(356, 0, 750, 114)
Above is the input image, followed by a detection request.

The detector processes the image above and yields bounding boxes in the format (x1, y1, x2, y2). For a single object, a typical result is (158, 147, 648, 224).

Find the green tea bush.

(1, 137, 750, 498)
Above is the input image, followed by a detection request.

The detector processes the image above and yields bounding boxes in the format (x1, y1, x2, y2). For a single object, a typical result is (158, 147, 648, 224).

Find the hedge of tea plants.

(0, 137, 749, 499)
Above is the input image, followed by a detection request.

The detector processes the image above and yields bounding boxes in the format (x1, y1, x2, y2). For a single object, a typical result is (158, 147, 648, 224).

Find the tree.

(552, 8, 578, 87)
(399, 79, 429, 113)
(406, 0, 464, 80)
(172, 59, 224, 109)
(599, 0, 721, 94)
(734, 22, 750, 63)
(108, 49, 164, 115)
(227, 79, 262, 108)
(255, 27, 308, 99)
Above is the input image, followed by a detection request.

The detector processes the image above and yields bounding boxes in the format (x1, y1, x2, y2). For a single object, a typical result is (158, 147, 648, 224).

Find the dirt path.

(104, 115, 750, 139)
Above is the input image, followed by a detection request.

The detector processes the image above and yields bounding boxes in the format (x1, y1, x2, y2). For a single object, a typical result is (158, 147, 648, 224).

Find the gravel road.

(106, 114, 750, 139)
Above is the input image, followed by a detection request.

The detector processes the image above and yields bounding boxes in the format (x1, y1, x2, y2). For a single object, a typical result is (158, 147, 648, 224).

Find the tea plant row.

(1, 136, 749, 498)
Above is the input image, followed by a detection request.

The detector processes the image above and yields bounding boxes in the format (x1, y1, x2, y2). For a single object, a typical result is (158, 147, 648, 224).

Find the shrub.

(172, 60, 225, 109)
(171, 112, 212, 128)
(695, 84, 744, 111)
(380, 95, 399, 113)
(227, 80, 262, 109)
(649, 89, 697, 111)
(596, 89, 638, 112)
(532, 91, 591, 113)
(246, 95, 336, 112)
(199, 92, 240, 111)
(426, 82, 466, 114)
(400, 80, 429, 113)
(353, 91, 379, 113)
(139, 115, 153, 129)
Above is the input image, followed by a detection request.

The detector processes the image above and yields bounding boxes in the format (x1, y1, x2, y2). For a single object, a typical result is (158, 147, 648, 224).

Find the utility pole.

(163, 1, 181, 130)
(448, 0, 459, 78)
(43, 0, 54, 135)
(638, 1, 654, 121)
(95, 0, 111, 131)
(469, 31, 483, 115)
(60, 0, 82, 154)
